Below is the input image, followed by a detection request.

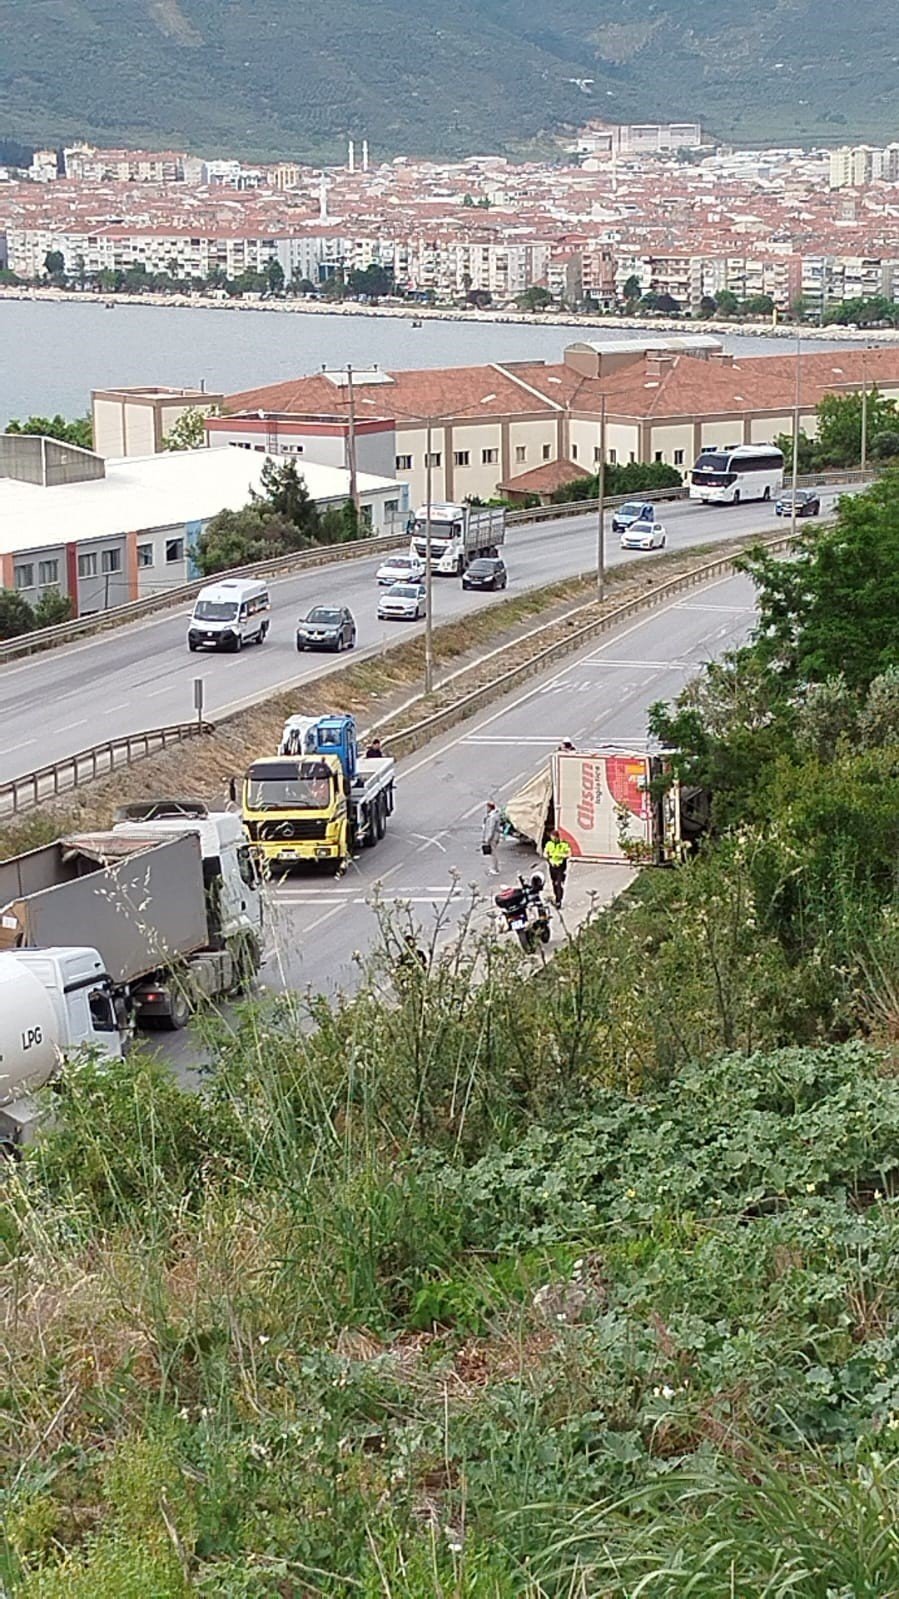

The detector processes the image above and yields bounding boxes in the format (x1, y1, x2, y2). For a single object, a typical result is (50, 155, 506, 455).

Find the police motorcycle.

(494, 872, 552, 952)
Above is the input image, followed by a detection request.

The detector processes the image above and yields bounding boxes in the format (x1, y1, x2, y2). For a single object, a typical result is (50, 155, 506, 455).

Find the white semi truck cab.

(409, 503, 505, 576)
(0, 947, 123, 1148)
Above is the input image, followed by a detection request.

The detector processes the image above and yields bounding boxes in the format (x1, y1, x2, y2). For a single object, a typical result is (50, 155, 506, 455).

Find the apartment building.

(829, 144, 899, 189)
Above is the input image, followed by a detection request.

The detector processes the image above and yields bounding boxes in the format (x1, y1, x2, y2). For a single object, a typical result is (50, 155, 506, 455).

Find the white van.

(187, 579, 271, 653)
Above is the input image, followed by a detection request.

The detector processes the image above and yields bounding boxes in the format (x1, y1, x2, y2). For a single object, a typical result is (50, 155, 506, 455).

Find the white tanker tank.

(0, 947, 123, 1148)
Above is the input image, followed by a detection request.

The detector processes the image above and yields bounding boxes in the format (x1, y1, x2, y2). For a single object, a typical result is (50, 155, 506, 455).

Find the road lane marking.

(300, 905, 344, 933)
(398, 570, 751, 784)
(412, 831, 449, 853)
(2, 739, 36, 754)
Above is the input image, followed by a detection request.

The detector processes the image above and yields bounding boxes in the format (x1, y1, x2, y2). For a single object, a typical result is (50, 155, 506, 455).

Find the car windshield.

(246, 761, 333, 811)
(304, 608, 342, 624)
(389, 585, 420, 598)
(620, 503, 645, 518)
(469, 560, 495, 572)
(383, 558, 411, 569)
(194, 600, 238, 621)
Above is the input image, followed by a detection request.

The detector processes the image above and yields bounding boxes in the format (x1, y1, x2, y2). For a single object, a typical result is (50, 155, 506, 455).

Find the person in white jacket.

(481, 800, 502, 875)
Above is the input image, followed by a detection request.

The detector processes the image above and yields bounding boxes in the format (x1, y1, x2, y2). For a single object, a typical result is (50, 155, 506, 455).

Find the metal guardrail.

(0, 721, 214, 820)
(0, 530, 408, 666)
(0, 470, 870, 666)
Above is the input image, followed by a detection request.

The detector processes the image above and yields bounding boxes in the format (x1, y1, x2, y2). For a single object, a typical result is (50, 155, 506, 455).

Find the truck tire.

(163, 990, 191, 1030)
(375, 793, 387, 840)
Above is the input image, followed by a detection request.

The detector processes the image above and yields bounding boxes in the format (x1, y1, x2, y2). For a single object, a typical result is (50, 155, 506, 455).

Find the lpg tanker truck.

(0, 946, 124, 1148)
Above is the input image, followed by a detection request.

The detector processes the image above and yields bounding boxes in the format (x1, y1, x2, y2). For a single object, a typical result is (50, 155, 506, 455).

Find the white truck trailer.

(409, 503, 505, 576)
(505, 749, 709, 866)
(0, 801, 264, 1029)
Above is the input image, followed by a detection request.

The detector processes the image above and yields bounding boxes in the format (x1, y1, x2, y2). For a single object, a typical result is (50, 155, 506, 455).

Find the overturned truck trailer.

(504, 750, 709, 866)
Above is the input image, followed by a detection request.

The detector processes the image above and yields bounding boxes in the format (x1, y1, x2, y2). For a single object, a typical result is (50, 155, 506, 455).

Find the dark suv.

(462, 556, 508, 591)
(296, 605, 357, 652)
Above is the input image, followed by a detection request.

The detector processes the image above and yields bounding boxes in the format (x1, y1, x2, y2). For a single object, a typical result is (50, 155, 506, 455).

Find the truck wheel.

(376, 794, 387, 840)
(163, 990, 192, 1030)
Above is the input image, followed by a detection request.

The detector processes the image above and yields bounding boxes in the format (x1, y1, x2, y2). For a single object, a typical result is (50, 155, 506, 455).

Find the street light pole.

(596, 394, 606, 600)
(424, 416, 434, 693)
(345, 363, 360, 516)
(861, 348, 868, 474)
(790, 333, 801, 544)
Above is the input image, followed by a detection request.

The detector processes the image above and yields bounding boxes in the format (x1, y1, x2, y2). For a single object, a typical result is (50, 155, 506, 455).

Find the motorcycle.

(494, 873, 552, 953)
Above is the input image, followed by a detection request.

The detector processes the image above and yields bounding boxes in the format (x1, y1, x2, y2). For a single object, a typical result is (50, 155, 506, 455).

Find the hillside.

(0, 0, 895, 163)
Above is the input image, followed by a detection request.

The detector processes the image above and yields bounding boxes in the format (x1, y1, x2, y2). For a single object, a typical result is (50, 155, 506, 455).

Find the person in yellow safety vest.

(544, 829, 572, 909)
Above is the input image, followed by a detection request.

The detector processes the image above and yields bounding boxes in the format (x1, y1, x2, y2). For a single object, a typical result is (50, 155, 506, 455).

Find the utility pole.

(345, 363, 360, 516)
(424, 417, 434, 693)
(596, 394, 606, 600)
(790, 333, 801, 544)
(861, 348, 869, 474)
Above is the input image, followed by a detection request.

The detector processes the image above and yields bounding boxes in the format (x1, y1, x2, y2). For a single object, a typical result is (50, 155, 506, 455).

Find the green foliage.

(515, 285, 554, 312)
(551, 458, 684, 502)
(163, 407, 209, 452)
(347, 262, 395, 300)
(194, 506, 307, 576)
(6, 413, 93, 449)
(0, 586, 72, 639)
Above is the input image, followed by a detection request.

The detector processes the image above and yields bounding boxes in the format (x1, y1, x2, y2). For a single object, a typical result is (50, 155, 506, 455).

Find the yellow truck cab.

(242, 714, 395, 873)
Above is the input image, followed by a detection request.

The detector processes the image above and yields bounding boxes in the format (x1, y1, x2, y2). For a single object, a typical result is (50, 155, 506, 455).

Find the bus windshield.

(694, 453, 731, 474)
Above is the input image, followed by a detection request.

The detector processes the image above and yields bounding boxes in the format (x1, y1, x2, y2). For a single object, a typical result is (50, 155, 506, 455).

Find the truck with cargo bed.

(0, 800, 264, 1029)
(240, 714, 395, 873)
(408, 502, 505, 576)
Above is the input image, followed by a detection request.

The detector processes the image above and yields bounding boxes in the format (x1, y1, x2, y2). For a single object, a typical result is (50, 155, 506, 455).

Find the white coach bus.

(690, 444, 785, 505)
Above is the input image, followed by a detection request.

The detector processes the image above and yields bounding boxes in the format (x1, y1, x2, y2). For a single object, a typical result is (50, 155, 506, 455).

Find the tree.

(622, 275, 642, 302)
(43, 249, 65, 278)
(164, 407, 209, 452)
(194, 507, 306, 577)
(250, 456, 321, 537)
(870, 429, 899, 460)
(74, 253, 87, 290)
(698, 294, 717, 318)
(741, 293, 774, 317)
(715, 289, 739, 318)
(321, 270, 347, 301)
(466, 288, 492, 308)
(0, 589, 39, 640)
(815, 388, 897, 468)
(515, 285, 554, 312)
(550, 459, 684, 503)
(6, 413, 93, 449)
(32, 589, 72, 627)
(266, 259, 285, 294)
(774, 428, 816, 476)
(347, 263, 394, 301)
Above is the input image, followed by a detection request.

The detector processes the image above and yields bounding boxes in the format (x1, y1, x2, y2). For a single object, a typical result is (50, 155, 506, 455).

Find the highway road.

(162, 566, 757, 1077)
(0, 490, 851, 784)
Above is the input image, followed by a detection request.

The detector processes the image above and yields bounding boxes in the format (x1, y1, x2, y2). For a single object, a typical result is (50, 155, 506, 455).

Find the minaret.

(319, 172, 328, 220)
(348, 139, 355, 174)
(362, 139, 369, 173)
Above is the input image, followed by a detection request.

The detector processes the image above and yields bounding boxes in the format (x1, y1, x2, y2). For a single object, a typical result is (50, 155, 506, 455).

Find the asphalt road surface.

(0, 492, 850, 784)
(161, 567, 757, 1078)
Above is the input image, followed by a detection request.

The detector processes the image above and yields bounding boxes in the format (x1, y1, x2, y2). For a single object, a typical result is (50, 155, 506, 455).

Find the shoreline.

(2, 284, 896, 345)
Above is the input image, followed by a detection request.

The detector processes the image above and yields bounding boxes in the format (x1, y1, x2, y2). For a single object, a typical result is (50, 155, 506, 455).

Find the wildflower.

(806, 1182, 816, 1194)
(258, 1334, 270, 1345)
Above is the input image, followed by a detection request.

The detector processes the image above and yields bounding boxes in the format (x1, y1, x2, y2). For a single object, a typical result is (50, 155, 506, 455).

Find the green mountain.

(1, 0, 894, 161)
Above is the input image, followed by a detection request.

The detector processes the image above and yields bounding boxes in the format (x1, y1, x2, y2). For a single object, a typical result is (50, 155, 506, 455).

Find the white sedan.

(620, 518, 667, 551)
(376, 553, 425, 585)
(377, 581, 427, 621)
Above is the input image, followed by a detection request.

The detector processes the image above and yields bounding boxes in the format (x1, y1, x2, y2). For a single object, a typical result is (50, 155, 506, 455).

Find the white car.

(377, 581, 427, 621)
(376, 553, 425, 586)
(620, 518, 667, 551)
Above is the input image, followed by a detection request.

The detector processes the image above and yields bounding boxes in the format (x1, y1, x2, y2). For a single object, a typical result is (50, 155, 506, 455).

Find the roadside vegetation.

(6, 473, 899, 1593)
